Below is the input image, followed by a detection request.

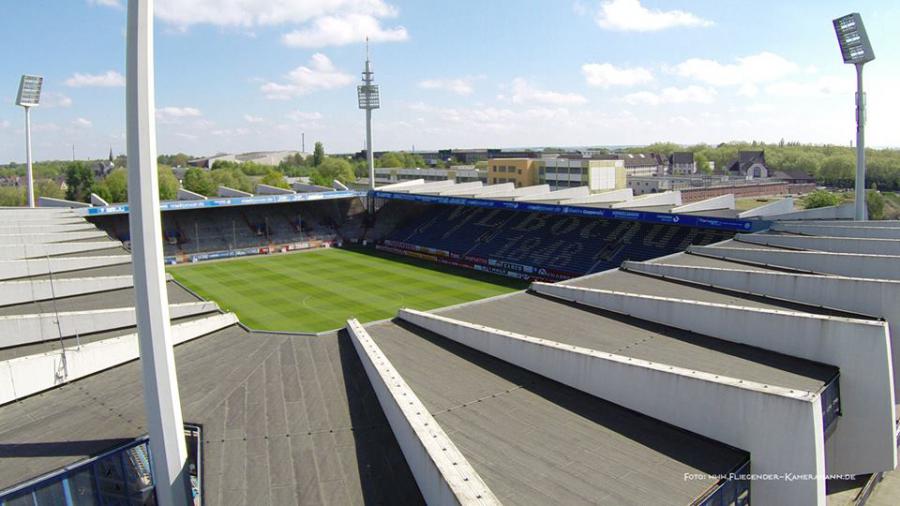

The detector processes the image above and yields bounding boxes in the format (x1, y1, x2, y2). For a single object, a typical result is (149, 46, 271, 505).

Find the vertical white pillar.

(854, 63, 867, 221)
(24, 107, 34, 208)
(126, 1, 190, 505)
(366, 107, 374, 191)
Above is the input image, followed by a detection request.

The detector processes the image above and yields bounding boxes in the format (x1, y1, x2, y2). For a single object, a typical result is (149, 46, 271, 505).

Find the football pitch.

(167, 247, 527, 332)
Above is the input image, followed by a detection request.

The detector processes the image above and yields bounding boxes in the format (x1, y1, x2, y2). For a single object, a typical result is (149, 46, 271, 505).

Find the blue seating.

(380, 203, 733, 280)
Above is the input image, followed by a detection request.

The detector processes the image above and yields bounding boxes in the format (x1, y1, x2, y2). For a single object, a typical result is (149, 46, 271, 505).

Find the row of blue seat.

(382, 203, 733, 278)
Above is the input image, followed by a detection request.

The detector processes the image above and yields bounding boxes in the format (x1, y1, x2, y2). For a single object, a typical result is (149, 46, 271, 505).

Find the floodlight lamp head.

(16, 75, 43, 107)
(833, 13, 875, 65)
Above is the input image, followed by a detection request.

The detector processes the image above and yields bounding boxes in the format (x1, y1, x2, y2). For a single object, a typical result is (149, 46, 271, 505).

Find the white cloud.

(65, 70, 125, 88)
(87, 0, 121, 7)
(244, 114, 264, 123)
(624, 85, 717, 105)
(156, 107, 202, 124)
(154, 0, 397, 28)
(418, 77, 478, 96)
(582, 63, 654, 87)
(286, 110, 324, 121)
(0, 120, 10, 129)
(509, 78, 587, 106)
(281, 13, 407, 47)
(175, 132, 199, 141)
(674, 52, 797, 87)
(261, 53, 353, 99)
(72, 118, 93, 128)
(594, 0, 713, 32)
(765, 76, 853, 97)
(42, 92, 73, 108)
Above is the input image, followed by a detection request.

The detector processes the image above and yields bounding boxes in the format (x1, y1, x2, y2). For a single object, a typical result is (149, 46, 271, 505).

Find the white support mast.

(126, 1, 190, 505)
(357, 38, 380, 192)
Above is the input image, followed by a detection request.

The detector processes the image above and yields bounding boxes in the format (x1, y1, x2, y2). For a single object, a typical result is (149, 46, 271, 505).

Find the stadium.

(1, 178, 899, 506)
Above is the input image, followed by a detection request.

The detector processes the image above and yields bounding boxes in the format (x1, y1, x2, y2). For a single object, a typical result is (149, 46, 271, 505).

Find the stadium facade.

(0, 184, 897, 505)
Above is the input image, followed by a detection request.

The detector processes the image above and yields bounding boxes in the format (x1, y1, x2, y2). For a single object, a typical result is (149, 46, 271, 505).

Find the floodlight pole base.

(854, 63, 867, 221)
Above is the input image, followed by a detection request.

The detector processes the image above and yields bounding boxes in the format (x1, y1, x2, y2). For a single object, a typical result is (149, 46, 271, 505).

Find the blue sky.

(1, 0, 898, 162)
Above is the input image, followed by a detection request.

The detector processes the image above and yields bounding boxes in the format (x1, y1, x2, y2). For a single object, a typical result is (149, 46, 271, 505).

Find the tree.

(182, 167, 217, 196)
(210, 166, 252, 192)
(313, 142, 325, 166)
(311, 157, 355, 186)
(103, 168, 129, 203)
(0, 187, 23, 206)
(803, 190, 842, 209)
(694, 152, 712, 175)
(35, 179, 65, 201)
(377, 152, 404, 168)
(65, 162, 95, 202)
(260, 170, 290, 189)
(867, 189, 885, 220)
(158, 165, 179, 200)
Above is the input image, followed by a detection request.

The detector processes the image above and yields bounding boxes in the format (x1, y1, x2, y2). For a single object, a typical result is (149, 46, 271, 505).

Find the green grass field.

(167, 247, 527, 332)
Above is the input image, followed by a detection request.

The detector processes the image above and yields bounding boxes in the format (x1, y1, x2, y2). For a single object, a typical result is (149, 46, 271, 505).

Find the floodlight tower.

(833, 13, 876, 221)
(126, 0, 190, 505)
(357, 39, 380, 191)
(16, 75, 43, 208)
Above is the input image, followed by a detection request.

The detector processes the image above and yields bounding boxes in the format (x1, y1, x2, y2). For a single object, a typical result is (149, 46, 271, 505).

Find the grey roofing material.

(364, 320, 748, 506)
(52, 246, 130, 258)
(0, 282, 198, 316)
(437, 292, 836, 393)
(0, 327, 423, 505)
(0, 313, 214, 362)
(568, 269, 865, 318)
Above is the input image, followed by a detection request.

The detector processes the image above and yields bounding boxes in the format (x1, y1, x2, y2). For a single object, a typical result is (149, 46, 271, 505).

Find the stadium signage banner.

(79, 191, 365, 216)
(373, 190, 767, 232)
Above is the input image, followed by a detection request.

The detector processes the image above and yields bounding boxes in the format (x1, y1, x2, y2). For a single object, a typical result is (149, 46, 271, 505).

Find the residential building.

(538, 158, 625, 192)
(619, 153, 667, 176)
(669, 152, 696, 175)
(726, 150, 769, 179)
(487, 158, 540, 187)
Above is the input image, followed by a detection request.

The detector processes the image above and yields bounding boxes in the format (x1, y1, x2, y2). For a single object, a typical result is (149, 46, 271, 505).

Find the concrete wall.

(768, 203, 855, 221)
(434, 182, 484, 195)
(177, 188, 207, 200)
(0, 313, 238, 405)
(0, 230, 109, 244)
(779, 220, 900, 228)
(217, 186, 253, 198)
(0, 241, 121, 261)
(612, 190, 682, 208)
(90, 193, 110, 207)
(346, 320, 499, 505)
(623, 260, 900, 395)
(737, 198, 794, 218)
(772, 223, 900, 240)
(254, 184, 295, 195)
(0, 301, 219, 348)
(37, 197, 92, 208)
(478, 184, 550, 200)
(737, 233, 900, 255)
(560, 188, 634, 205)
(671, 194, 735, 213)
(531, 282, 896, 476)
(689, 245, 900, 280)
(397, 308, 825, 505)
(0, 255, 132, 281)
(0, 275, 158, 306)
(516, 185, 590, 202)
(0, 224, 97, 234)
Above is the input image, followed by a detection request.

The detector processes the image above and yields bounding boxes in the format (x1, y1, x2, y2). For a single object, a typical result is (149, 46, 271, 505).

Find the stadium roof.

(1, 206, 898, 504)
